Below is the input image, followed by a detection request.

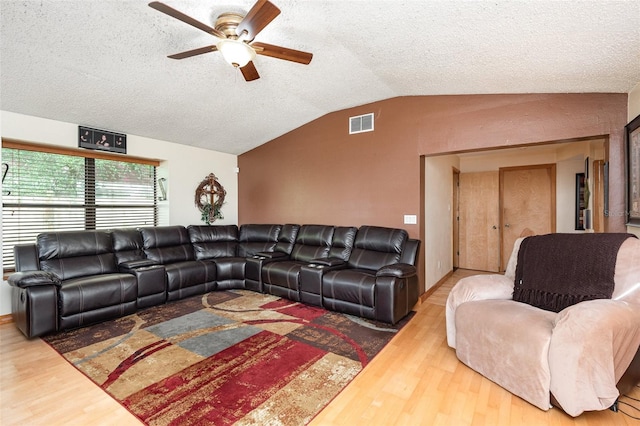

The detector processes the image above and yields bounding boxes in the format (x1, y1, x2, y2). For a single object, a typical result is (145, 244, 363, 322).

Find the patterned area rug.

(44, 290, 413, 425)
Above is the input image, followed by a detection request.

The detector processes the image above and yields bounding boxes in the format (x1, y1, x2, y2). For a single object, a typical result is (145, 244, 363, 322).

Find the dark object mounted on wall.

(575, 173, 586, 230)
(195, 173, 226, 224)
(78, 126, 127, 154)
(625, 114, 640, 226)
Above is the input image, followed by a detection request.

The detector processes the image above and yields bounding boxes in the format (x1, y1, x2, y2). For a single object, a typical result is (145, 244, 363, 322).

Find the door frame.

(452, 167, 460, 270)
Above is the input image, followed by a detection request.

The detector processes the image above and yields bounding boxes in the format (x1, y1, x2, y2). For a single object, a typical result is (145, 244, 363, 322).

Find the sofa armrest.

(309, 257, 346, 267)
(376, 263, 416, 278)
(118, 259, 159, 271)
(374, 272, 420, 324)
(13, 244, 39, 271)
(8, 271, 61, 288)
(445, 274, 514, 349)
(548, 299, 640, 417)
(253, 251, 288, 260)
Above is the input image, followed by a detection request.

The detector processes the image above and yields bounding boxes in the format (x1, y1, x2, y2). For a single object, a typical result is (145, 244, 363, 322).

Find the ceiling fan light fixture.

(216, 39, 255, 68)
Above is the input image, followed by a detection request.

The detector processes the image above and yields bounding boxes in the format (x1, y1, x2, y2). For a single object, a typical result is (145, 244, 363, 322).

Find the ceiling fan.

(149, 0, 313, 82)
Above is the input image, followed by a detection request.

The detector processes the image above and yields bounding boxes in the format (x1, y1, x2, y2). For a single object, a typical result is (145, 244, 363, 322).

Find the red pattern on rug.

(44, 290, 413, 426)
(126, 331, 325, 425)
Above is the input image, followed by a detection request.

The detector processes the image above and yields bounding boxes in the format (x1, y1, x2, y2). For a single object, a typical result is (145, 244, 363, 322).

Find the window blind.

(2, 147, 157, 270)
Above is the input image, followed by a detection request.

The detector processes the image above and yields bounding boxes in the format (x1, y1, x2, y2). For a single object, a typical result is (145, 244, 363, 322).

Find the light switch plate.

(404, 214, 417, 224)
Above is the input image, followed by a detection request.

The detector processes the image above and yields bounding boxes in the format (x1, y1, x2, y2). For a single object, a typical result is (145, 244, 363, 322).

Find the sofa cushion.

(322, 269, 376, 307)
(290, 225, 334, 262)
(274, 224, 300, 254)
(328, 226, 357, 260)
(38, 231, 118, 280)
(164, 260, 217, 293)
(348, 226, 407, 271)
(58, 273, 137, 316)
(214, 257, 245, 281)
(238, 224, 281, 257)
(188, 225, 239, 260)
(38, 230, 112, 259)
(263, 261, 305, 292)
(110, 228, 147, 264)
(513, 233, 635, 312)
(140, 226, 194, 264)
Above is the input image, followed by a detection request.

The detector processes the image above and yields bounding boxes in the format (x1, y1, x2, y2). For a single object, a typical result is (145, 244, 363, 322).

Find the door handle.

(492, 225, 497, 229)
(505, 223, 510, 228)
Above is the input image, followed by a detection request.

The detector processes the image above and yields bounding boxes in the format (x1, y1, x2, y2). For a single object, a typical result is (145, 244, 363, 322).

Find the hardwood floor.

(1, 269, 639, 425)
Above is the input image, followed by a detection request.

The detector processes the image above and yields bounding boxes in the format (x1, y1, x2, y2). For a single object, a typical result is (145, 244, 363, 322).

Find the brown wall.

(238, 93, 629, 291)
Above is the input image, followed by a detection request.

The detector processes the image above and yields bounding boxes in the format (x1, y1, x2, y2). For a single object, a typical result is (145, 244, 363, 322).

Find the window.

(2, 141, 158, 271)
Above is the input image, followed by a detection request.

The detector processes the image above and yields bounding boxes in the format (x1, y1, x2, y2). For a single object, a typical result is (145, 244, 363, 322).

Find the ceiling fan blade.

(168, 45, 218, 59)
(149, 1, 225, 38)
(252, 42, 313, 65)
(235, 0, 281, 40)
(240, 61, 260, 82)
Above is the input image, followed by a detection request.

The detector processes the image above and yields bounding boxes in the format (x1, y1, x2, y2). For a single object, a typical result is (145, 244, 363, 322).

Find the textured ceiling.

(1, 0, 639, 155)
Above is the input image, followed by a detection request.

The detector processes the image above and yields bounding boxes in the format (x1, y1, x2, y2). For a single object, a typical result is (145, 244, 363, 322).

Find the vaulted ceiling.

(1, 0, 639, 155)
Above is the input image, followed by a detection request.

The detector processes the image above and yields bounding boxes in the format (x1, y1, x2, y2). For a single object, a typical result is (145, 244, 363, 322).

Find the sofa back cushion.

(188, 225, 239, 260)
(38, 231, 117, 280)
(399, 238, 421, 266)
(110, 229, 146, 264)
(290, 225, 335, 262)
(328, 226, 358, 261)
(348, 226, 408, 271)
(238, 224, 281, 257)
(139, 226, 194, 264)
(274, 224, 300, 255)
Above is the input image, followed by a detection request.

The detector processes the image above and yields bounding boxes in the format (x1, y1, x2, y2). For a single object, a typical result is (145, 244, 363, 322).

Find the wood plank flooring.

(1, 269, 639, 425)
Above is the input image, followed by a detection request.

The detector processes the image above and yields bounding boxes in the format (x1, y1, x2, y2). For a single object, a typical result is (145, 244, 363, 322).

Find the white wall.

(556, 157, 587, 232)
(0, 111, 238, 316)
(424, 155, 459, 291)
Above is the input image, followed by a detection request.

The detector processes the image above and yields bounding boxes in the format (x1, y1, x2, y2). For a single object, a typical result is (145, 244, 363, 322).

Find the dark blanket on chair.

(513, 233, 636, 313)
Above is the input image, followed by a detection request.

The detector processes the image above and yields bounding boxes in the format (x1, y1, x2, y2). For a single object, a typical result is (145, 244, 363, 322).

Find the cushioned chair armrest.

(13, 244, 39, 271)
(309, 257, 345, 267)
(8, 271, 61, 288)
(376, 263, 416, 278)
(445, 274, 514, 349)
(118, 259, 159, 270)
(548, 299, 640, 417)
(253, 251, 288, 259)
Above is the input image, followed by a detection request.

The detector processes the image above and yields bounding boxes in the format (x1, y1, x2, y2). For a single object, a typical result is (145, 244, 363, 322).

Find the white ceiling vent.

(349, 113, 374, 135)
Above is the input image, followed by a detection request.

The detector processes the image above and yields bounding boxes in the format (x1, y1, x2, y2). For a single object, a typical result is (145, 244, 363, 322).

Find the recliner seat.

(261, 224, 335, 301)
(25, 231, 137, 334)
(139, 226, 217, 301)
(322, 226, 419, 324)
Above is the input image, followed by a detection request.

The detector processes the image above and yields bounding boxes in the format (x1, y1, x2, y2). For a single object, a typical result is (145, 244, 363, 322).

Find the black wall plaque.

(79, 126, 127, 154)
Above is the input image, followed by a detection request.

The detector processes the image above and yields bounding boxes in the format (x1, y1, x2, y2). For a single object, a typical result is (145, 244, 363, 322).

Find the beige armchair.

(446, 234, 640, 416)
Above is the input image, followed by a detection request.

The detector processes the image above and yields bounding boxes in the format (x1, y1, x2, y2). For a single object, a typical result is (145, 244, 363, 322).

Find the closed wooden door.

(500, 165, 556, 270)
(459, 171, 500, 272)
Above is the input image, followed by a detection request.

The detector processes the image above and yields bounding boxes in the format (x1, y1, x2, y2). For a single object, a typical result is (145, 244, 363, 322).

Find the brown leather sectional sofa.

(8, 224, 420, 338)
